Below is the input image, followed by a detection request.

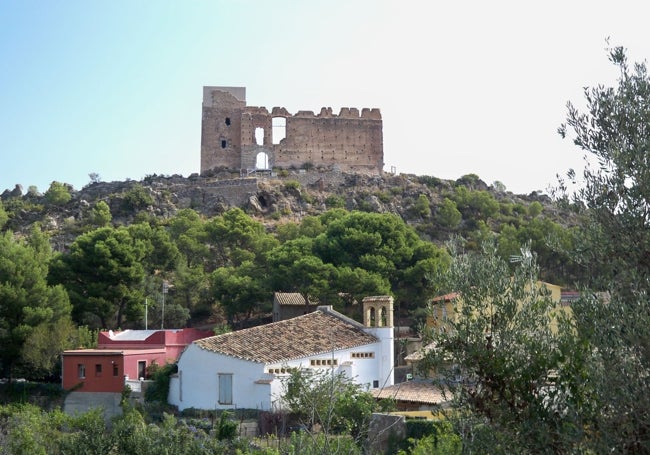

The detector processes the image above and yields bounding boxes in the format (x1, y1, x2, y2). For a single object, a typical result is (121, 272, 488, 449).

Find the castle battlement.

(200, 86, 384, 174)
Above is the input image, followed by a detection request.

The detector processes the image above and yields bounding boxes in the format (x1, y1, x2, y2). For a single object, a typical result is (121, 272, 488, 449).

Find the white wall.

(361, 327, 394, 388)
(169, 338, 394, 411)
(169, 344, 270, 411)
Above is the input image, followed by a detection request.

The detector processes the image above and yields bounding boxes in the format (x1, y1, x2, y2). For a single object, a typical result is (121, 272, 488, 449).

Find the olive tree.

(420, 241, 579, 453)
(558, 43, 650, 452)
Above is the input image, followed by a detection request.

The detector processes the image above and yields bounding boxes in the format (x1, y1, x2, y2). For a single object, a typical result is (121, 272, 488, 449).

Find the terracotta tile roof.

(273, 292, 319, 306)
(404, 342, 437, 362)
(195, 308, 377, 364)
(431, 292, 459, 302)
(371, 380, 447, 405)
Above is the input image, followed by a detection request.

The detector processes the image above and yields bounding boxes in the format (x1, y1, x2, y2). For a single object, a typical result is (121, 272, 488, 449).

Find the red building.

(62, 328, 212, 393)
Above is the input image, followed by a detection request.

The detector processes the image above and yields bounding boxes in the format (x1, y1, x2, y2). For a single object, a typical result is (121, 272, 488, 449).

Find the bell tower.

(363, 295, 394, 328)
(362, 295, 394, 387)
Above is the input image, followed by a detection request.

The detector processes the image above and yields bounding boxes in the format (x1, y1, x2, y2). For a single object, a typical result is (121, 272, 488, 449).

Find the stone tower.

(200, 86, 384, 175)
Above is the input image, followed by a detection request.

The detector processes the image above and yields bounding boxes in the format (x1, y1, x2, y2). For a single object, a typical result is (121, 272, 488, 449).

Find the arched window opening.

(255, 127, 265, 146)
(272, 117, 286, 144)
(256, 152, 269, 170)
(379, 306, 387, 327)
(369, 307, 376, 327)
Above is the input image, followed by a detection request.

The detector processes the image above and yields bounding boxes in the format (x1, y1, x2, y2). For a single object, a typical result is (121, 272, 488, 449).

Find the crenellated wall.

(201, 86, 383, 174)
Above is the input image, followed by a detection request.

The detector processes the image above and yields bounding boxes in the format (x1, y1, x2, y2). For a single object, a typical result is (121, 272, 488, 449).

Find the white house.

(168, 296, 395, 411)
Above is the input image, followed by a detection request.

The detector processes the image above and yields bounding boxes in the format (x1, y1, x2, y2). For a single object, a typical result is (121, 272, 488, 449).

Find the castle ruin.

(200, 86, 383, 175)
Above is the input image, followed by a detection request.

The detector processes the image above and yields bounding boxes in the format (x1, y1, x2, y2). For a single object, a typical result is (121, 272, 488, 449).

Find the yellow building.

(426, 281, 569, 336)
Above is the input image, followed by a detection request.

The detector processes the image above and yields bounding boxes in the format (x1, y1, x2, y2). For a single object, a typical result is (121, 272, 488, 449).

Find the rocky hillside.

(1, 168, 576, 252)
(0, 168, 584, 331)
(0, 170, 571, 234)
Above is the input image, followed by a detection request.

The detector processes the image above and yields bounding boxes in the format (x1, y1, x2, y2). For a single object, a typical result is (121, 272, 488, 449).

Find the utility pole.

(145, 298, 148, 330)
(161, 281, 169, 329)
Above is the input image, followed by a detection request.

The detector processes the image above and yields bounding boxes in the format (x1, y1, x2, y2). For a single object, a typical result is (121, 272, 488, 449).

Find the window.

(351, 352, 375, 359)
(78, 364, 86, 379)
(310, 359, 338, 367)
(373, 380, 379, 388)
(218, 373, 233, 404)
(95, 364, 102, 377)
(113, 364, 119, 377)
(179, 371, 183, 402)
(267, 367, 296, 375)
(225, 117, 231, 126)
(221, 139, 227, 149)
(272, 117, 286, 144)
(254, 127, 264, 145)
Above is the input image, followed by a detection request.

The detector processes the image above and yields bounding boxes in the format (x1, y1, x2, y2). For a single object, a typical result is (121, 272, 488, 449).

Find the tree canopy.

(558, 43, 650, 452)
(421, 242, 577, 452)
(0, 228, 72, 379)
(50, 226, 146, 329)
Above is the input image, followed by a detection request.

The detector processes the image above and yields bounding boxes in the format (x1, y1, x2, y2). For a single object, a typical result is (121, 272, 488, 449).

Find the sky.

(2, 0, 650, 196)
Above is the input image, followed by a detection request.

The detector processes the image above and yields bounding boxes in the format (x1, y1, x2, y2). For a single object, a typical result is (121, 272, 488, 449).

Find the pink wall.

(63, 328, 213, 392)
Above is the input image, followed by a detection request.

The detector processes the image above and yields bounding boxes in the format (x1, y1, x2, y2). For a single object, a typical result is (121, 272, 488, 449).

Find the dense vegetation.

(0, 44, 649, 452)
(0, 171, 578, 381)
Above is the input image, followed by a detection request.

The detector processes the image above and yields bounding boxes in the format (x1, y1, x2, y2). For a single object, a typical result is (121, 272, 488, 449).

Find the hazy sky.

(2, 0, 649, 195)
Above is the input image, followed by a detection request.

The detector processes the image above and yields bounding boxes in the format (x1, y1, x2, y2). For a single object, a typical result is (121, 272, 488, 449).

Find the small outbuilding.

(62, 328, 212, 393)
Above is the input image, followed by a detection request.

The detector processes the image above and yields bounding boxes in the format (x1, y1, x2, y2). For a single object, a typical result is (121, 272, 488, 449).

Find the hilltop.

(2, 168, 570, 238)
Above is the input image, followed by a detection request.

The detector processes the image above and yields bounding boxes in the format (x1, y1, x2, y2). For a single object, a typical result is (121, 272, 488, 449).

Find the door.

(138, 361, 146, 380)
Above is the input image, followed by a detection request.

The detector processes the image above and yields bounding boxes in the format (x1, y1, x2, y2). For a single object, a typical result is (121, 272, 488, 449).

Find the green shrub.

(414, 194, 432, 218)
(325, 195, 346, 208)
(438, 198, 462, 229)
(528, 201, 543, 217)
(123, 184, 153, 211)
(417, 175, 442, 188)
(144, 362, 178, 403)
(215, 410, 238, 441)
(284, 180, 301, 191)
(45, 181, 71, 206)
(280, 431, 361, 454)
(399, 420, 462, 455)
(89, 201, 112, 227)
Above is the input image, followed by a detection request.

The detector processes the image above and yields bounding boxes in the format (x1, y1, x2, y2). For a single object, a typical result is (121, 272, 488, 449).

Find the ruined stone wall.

(274, 107, 382, 172)
(200, 87, 383, 175)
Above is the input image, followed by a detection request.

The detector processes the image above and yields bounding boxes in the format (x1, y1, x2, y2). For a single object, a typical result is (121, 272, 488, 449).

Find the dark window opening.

(221, 139, 227, 149)
(373, 380, 379, 388)
(78, 364, 85, 379)
(225, 117, 231, 126)
(95, 364, 102, 376)
(113, 364, 119, 377)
